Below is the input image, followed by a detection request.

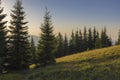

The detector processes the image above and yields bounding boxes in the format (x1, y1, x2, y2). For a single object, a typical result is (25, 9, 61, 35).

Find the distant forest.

(0, 0, 120, 73)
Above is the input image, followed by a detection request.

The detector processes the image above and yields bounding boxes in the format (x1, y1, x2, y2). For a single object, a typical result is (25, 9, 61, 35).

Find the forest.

(0, 0, 120, 74)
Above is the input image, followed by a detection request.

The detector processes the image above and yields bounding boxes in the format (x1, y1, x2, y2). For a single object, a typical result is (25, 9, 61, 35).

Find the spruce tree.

(116, 30, 120, 45)
(88, 28, 94, 50)
(69, 30, 75, 54)
(55, 32, 64, 58)
(78, 29, 83, 52)
(75, 29, 79, 53)
(0, 0, 7, 72)
(8, 0, 30, 69)
(30, 37, 36, 63)
(95, 31, 101, 48)
(93, 27, 97, 48)
(63, 34, 69, 56)
(101, 27, 111, 48)
(83, 27, 88, 51)
(37, 9, 56, 66)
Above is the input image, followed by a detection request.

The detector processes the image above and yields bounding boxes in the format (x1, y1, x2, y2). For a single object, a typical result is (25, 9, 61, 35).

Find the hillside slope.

(0, 45, 120, 80)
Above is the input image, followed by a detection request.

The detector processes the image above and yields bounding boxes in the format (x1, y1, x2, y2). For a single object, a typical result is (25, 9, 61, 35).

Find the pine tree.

(75, 29, 79, 53)
(37, 9, 56, 66)
(95, 31, 101, 48)
(8, 0, 30, 69)
(63, 34, 69, 56)
(116, 30, 120, 45)
(55, 32, 64, 58)
(0, 0, 7, 72)
(88, 28, 94, 50)
(93, 27, 97, 48)
(78, 29, 83, 52)
(69, 30, 75, 54)
(30, 37, 36, 63)
(83, 27, 88, 51)
(101, 27, 111, 48)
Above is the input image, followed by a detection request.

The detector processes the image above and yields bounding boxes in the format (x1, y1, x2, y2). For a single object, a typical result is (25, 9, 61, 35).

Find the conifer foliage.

(55, 32, 64, 58)
(0, 0, 7, 72)
(55, 27, 112, 58)
(30, 37, 36, 63)
(37, 9, 56, 66)
(8, 0, 30, 69)
(116, 30, 120, 45)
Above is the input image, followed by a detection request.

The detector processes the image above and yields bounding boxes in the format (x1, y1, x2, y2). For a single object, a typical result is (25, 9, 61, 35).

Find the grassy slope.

(0, 45, 120, 80)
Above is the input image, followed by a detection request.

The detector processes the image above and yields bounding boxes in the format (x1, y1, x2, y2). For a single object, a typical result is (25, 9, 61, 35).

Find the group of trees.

(0, 0, 120, 73)
(55, 27, 112, 58)
(0, 0, 55, 72)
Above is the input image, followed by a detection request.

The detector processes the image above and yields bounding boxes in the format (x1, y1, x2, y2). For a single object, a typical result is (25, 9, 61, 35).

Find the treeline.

(55, 27, 112, 58)
(0, 0, 120, 73)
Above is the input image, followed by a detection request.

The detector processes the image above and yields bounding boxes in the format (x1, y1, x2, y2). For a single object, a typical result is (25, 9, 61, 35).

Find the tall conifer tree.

(116, 30, 120, 45)
(95, 31, 101, 48)
(69, 30, 75, 54)
(8, 0, 30, 69)
(55, 32, 64, 58)
(63, 34, 69, 56)
(78, 29, 83, 52)
(30, 37, 36, 63)
(75, 29, 79, 53)
(37, 9, 56, 66)
(83, 27, 88, 50)
(88, 28, 94, 50)
(0, 0, 7, 72)
(101, 27, 111, 47)
(93, 27, 97, 48)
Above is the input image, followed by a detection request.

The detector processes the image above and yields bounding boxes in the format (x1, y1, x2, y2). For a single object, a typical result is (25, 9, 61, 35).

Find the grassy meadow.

(0, 45, 120, 80)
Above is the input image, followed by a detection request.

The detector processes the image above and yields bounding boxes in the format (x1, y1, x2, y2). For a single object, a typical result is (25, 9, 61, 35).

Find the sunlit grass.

(0, 45, 120, 80)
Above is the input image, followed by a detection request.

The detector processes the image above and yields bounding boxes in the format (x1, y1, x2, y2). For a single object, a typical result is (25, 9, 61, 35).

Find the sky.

(1, 0, 120, 41)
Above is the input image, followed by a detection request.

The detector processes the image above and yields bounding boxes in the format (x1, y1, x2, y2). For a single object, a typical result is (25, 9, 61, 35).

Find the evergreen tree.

(95, 31, 101, 48)
(78, 29, 83, 52)
(88, 28, 94, 50)
(63, 34, 69, 56)
(69, 30, 75, 54)
(8, 0, 30, 69)
(55, 32, 64, 58)
(93, 27, 97, 48)
(75, 29, 79, 53)
(0, 0, 7, 72)
(101, 27, 111, 48)
(37, 9, 56, 66)
(83, 27, 88, 51)
(116, 30, 120, 45)
(30, 37, 36, 63)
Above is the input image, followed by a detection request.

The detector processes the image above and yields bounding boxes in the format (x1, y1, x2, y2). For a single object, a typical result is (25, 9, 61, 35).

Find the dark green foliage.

(8, 0, 30, 69)
(62, 27, 112, 56)
(83, 27, 88, 51)
(78, 29, 84, 52)
(88, 28, 94, 50)
(95, 32, 101, 48)
(30, 37, 36, 63)
(74, 29, 83, 53)
(116, 30, 120, 45)
(55, 32, 64, 58)
(101, 27, 112, 48)
(0, 0, 7, 73)
(63, 34, 69, 56)
(93, 27, 97, 48)
(37, 9, 56, 66)
(69, 30, 76, 54)
(74, 30, 80, 53)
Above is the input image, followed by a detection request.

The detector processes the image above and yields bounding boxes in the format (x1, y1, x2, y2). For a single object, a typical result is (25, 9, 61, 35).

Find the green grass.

(0, 45, 120, 80)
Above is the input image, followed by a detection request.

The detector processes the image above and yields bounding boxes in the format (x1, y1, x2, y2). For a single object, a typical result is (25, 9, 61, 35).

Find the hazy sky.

(2, 0, 120, 41)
